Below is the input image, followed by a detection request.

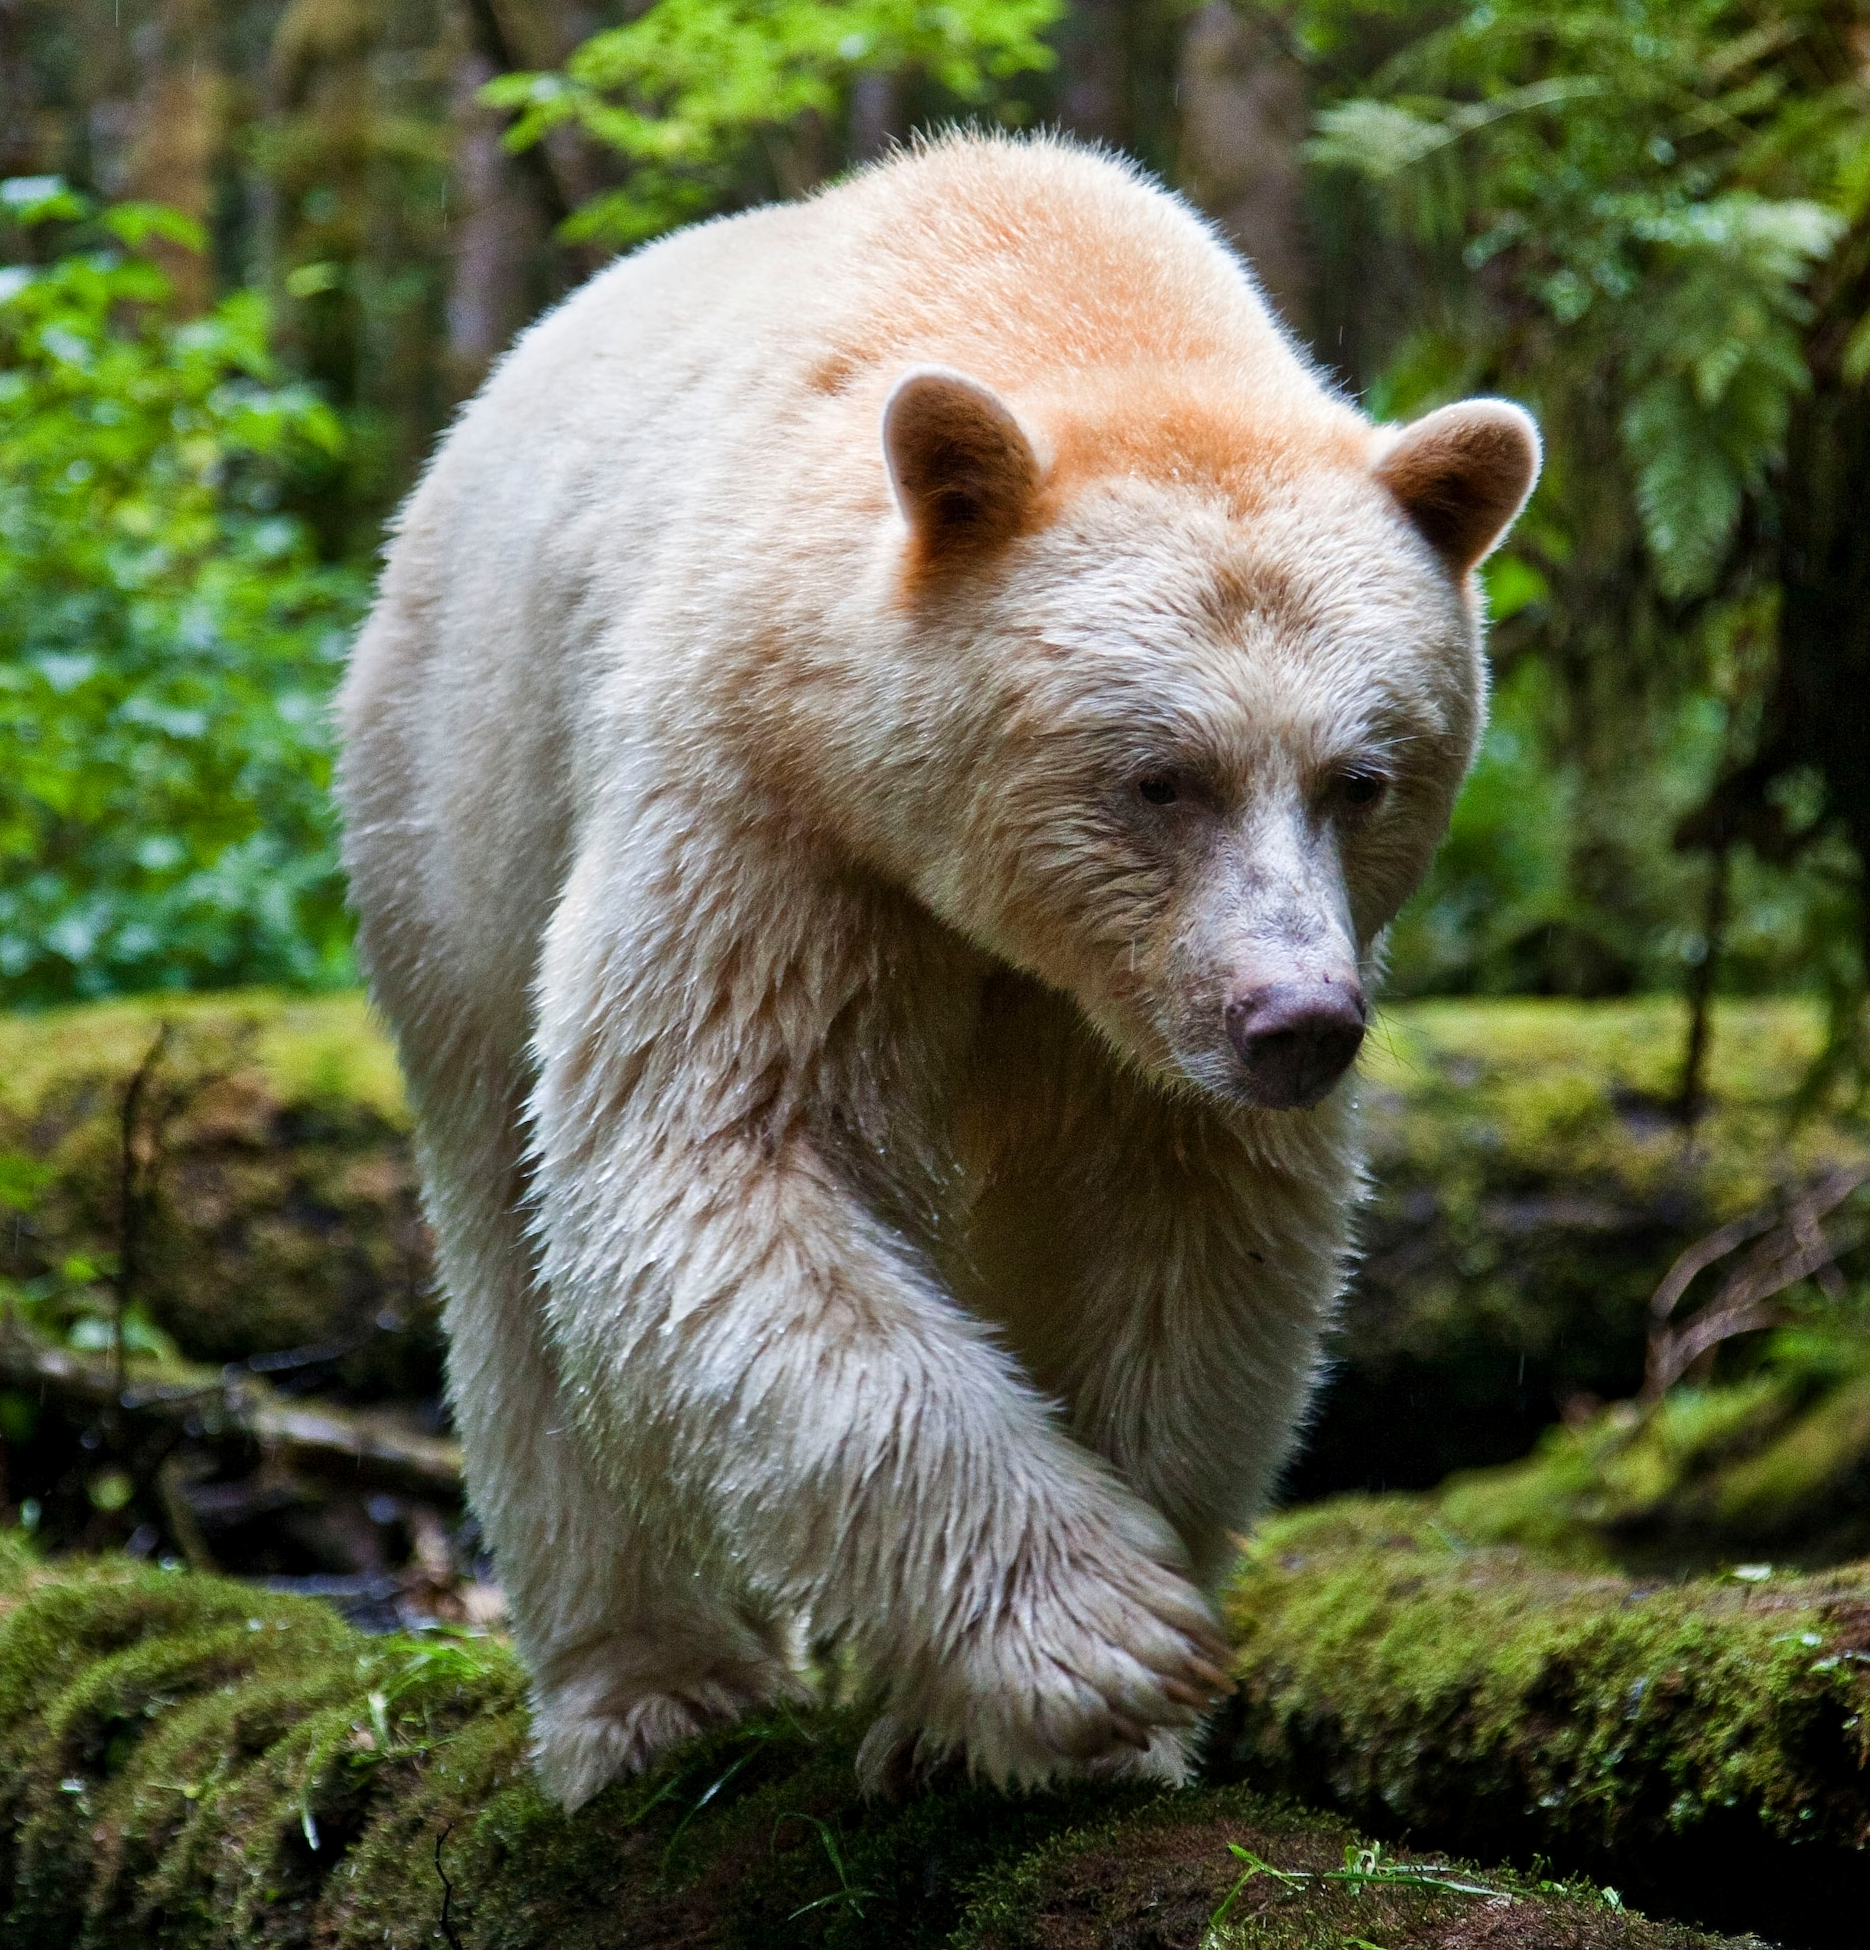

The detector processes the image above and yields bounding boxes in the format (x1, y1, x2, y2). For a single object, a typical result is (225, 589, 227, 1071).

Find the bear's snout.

(1224, 980, 1367, 1110)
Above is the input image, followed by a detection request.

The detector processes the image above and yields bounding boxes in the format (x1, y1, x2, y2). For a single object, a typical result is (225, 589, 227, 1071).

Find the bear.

(337, 131, 1538, 1809)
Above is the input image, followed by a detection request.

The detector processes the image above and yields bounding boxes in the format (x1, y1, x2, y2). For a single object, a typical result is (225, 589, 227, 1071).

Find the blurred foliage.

(1303, 1, 1849, 600)
(486, 0, 1063, 247)
(1282, 0, 1870, 1039)
(2, 0, 1867, 1041)
(0, 179, 367, 1005)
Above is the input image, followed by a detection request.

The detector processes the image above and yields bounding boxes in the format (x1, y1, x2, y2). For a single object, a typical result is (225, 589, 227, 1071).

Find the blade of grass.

(659, 1748, 759, 1874)
(775, 1809, 871, 1921)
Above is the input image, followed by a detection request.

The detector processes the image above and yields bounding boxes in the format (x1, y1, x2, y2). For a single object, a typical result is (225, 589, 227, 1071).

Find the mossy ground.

(0, 1545, 1748, 1950)
(1431, 1316, 1870, 1572)
(1222, 1497, 1870, 1941)
(9, 991, 1865, 1510)
(1295, 998, 1869, 1497)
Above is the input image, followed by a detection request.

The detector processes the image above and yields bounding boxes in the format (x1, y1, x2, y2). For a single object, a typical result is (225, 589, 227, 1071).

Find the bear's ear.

(883, 366, 1043, 565)
(1374, 399, 1541, 576)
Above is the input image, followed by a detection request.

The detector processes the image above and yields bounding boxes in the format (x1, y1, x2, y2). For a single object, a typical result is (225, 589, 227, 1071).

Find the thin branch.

(112, 1023, 171, 1401)
(1648, 1204, 1780, 1328)
(1642, 1163, 1870, 1400)
(436, 1821, 465, 1950)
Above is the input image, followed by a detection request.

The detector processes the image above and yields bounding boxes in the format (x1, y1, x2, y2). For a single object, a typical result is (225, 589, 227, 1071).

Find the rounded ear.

(883, 366, 1043, 565)
(1374, 398, 1542, 576)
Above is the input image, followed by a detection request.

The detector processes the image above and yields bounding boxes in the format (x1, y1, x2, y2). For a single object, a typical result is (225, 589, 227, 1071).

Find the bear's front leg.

(525, 957, 1233, 1798)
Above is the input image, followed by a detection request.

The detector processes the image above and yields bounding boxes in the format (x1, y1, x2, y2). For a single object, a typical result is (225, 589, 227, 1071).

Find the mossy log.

(0, 1547, 1739, 1950)
(0, 1326, 463, 1500)
(0, 995, 438, 1405)
(1221, 1498, 1870, 1942)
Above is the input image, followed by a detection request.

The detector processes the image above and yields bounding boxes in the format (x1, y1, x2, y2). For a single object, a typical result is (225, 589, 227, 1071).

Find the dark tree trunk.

(127, 0, 219, 313)
(443, 32, 540, 397)
(1175, 1, 1311, 337)
(1053, 0, 1132, 149)
(849, 69, 902, 165)
(1772, 356, 1870, 892)
(0, 0, 35, 180)
(1693, 229, 1870, 1004)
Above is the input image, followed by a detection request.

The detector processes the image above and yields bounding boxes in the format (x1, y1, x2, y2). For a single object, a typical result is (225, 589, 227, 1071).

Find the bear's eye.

(1332, 769, 1390, 814)
(1137, 776, 1179, 807)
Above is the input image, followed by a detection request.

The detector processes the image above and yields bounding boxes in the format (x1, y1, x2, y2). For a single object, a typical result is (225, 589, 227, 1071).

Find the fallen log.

(1222, 1496, 1870, 1944)
(0, 1545, 1746, 1950)
(0, 1324, 463, 1500)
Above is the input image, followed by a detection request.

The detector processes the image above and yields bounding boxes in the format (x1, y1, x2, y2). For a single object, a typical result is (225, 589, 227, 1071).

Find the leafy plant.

(485, 0, 1062, 248)
(1301, 0, 1849, 601)
(0, 177, 369, 1004)
(1280, 0, 1870, 1027)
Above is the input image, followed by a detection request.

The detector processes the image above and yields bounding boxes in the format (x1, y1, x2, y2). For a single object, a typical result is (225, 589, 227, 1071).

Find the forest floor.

(1, 991, 1866, 1945)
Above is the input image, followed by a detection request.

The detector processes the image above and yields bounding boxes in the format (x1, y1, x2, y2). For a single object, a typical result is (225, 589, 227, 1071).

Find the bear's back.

(792, 133, 1307, 400)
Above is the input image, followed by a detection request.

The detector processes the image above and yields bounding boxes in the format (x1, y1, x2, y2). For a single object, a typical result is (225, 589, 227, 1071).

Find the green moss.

(1222, 1496, 1870, 1937)
(1431, 1319, 1870, 1572)
(0, 992, 407, 1131)
(950, 1789, 1725, 1950)
(1296, 997, 1870, 1496)
(0, 990, 436, 1400)
(0, 1556, 1748, 1949)
(1362, 999, 1855, 1216)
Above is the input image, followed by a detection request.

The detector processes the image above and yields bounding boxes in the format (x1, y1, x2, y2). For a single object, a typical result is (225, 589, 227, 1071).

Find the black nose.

(1224, 980, 1367, 1109)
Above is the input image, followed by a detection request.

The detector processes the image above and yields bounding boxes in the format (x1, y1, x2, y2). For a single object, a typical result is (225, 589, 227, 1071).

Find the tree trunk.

(849, 69, 903, 165)
(1053, 0, 1132, 149)
(1174, 2, 1311, 337)
(0, 0, 36, 181)
(442, 32, 539, 398)
(127, 0, 219, 312)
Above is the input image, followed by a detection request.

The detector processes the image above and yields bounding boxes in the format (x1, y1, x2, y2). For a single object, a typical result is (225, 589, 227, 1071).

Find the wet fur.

(337, 133, 1535, 1808)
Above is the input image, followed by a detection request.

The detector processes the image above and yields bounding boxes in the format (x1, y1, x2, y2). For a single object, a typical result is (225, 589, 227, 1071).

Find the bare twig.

(1674, 841, 1730, 1127)
(1648, 1205, 1781, 1330)
(436, 1821, 466, 1950)
(1642, 1163, 1870, 1401)
(112, 1023, 171, 1401)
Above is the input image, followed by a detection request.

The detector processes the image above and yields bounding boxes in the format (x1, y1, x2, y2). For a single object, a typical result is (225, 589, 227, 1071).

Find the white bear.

(338, 132, 1537, 1808)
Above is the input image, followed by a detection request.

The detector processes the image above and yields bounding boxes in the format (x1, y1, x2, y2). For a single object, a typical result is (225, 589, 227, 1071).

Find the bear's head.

(849, 364, 1538, 1114)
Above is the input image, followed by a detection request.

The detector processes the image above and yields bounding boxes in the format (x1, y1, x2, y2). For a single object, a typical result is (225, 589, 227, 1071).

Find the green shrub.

(486, 0, 1062, 249)
(0, 178, 370, 1006)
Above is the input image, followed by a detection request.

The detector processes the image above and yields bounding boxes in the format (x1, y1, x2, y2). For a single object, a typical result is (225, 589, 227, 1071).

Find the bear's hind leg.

(415, 1045, 805, 1811)
(528, 1583, 806, 1809)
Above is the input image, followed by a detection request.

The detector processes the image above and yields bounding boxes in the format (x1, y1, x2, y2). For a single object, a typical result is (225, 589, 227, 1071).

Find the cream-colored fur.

(337, 133, 1537, 1810)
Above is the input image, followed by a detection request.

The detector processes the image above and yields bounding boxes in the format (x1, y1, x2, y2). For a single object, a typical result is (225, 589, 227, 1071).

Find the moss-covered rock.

(1294, 998, 1870, 1497)
(0, 994, 438, 1404)
(1221, 1496, 1870, 1941)
(0, 1548, 1741, 1950)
